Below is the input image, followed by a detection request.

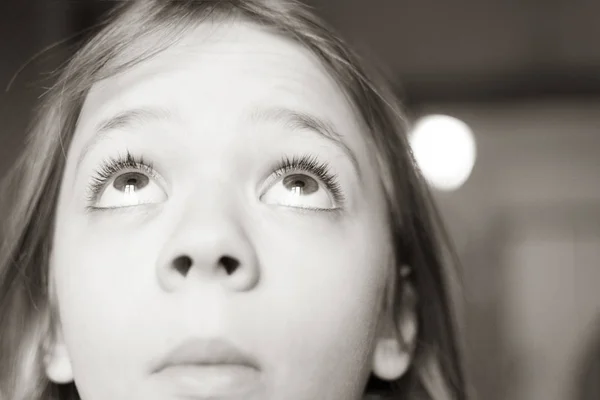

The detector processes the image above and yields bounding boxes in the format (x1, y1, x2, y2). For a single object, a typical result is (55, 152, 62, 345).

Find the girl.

(0, 1, 467, 399)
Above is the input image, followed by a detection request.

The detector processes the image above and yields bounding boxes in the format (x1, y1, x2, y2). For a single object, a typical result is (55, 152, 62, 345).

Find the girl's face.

(47, 20, 410, 400)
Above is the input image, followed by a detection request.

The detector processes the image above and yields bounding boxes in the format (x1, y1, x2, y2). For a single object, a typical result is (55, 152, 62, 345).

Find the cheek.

(53, 215, 162, 322)
(50, 217, 162, 386)
(250, 220, 389, 389)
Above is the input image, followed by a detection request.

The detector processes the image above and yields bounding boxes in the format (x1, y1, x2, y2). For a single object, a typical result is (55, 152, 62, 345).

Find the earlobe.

(372, 335, 412, 380)
(44, 262, 73, 384)
(43, 328, 74, 384)
(372, 268, 418, 381)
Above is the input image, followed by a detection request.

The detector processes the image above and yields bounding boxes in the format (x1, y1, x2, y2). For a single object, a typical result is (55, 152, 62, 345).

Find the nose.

(155, 208, 260, 293)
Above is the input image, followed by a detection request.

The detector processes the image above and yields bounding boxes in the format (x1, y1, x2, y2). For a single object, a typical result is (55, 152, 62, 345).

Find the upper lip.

(153, 337, 260, 372)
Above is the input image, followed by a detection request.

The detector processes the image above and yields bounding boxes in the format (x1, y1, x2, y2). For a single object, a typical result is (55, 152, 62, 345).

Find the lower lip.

(155, 364, 262, 398)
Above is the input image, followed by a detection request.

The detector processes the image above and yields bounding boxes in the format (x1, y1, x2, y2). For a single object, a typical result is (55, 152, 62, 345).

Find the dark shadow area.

(575, 320, 600, 400)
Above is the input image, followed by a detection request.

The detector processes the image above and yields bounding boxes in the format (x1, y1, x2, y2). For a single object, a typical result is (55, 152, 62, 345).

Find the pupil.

(283, 174, 317, 195)
(114, 173, 148, 192)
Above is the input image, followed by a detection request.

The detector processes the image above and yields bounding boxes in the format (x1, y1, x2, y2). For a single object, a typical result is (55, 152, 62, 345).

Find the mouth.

(152, 337, 262, 398)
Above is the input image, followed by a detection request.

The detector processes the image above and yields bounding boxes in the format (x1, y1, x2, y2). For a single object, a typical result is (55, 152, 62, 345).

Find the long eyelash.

(273, 154, 346, 205)
(86, 151, 155, 204)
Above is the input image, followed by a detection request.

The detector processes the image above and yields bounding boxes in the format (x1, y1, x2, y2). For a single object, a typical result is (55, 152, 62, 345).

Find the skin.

(46, 20, 412, 400)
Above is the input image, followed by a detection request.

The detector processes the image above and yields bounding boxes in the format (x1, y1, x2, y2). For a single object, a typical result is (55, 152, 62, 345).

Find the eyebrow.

(76, 107, 172, 169)
(77, 106, 360, 177)
(246, 106, 361, 176)
(96, 107, 172, 133)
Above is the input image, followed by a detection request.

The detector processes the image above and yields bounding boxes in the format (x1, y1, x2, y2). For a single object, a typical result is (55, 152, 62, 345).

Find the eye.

(260, 155, 344, 211)
(86, 152, 167, 210)
(96, 170, 167, 209)
(261, 172, 335, 210)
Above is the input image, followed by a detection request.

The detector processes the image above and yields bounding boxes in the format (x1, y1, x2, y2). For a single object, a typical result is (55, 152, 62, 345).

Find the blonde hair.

(0, 1, 467, 399)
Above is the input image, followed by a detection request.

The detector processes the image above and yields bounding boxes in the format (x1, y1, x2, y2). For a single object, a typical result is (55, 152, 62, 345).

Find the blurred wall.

(427, 100, 600, 400)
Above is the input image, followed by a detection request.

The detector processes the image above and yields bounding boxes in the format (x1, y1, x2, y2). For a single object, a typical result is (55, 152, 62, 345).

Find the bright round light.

(409, 114, 476, 191)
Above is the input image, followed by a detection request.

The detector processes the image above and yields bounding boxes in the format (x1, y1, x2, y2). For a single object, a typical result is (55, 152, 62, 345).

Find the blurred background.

(1, 1, 599, 399)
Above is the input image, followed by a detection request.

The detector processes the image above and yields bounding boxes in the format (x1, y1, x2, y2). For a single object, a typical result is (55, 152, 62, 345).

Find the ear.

(43, 271, 74, 385)
(372, 266, 418, 381)
(43, 323, 74, 384)
(43, 327, 74, 384)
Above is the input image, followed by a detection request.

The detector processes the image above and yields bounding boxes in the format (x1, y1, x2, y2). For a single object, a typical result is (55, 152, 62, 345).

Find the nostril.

(219, 255, 240, 275)
(172, 255, 193, 276)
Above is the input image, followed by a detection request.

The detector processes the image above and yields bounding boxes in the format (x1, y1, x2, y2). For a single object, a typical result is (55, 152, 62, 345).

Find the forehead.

(79, 20, 360, 130)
